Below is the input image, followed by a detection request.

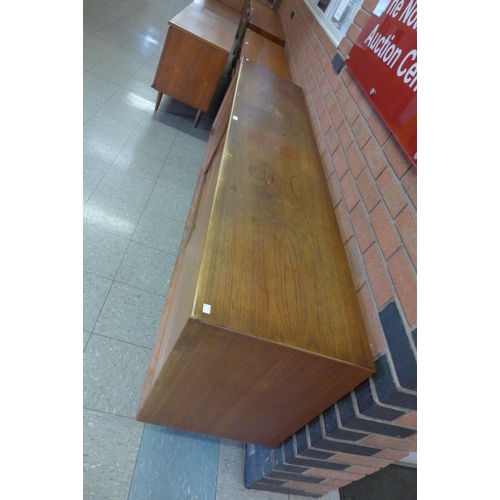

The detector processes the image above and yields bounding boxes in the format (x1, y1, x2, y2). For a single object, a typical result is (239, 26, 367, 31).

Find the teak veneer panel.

(240, 28, 292, 82)
(137, 60, 375, 447)
(247, 0, 285, 46)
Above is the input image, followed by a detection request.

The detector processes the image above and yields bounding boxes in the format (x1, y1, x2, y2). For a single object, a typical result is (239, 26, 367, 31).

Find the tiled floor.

(83, 0, 339, 498)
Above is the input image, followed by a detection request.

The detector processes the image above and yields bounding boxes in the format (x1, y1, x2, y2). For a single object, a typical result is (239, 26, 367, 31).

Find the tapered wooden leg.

(193, 109, 202, 128)
(154, 92, 163, 111)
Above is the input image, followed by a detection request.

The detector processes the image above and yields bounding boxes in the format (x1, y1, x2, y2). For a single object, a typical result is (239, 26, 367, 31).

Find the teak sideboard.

(151, 0, 241, 125)
(137, 59, 375, 448)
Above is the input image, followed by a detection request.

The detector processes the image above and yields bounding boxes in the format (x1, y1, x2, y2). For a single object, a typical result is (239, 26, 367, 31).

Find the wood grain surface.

(137, 319, 373, 447)
(170, 0, 241, 52)
(247, 0, 285, 46)
(193, 59, 374, 370)
(240, 28, 292, 82)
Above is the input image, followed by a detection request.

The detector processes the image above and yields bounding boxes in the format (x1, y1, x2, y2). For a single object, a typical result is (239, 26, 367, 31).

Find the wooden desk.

(152, 0, 241, 126)
(240, 28, 292, 82)
(137, 59, 374, 447)
(247, 0, 285, 47)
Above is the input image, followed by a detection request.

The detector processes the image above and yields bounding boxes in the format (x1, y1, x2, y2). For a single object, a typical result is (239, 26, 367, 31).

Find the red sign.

(346, 0, 417, 166)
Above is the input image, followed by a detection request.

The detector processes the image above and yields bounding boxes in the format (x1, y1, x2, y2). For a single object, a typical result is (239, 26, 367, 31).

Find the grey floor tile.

(124, 125, 177, 162)
(83, 71, 121, 101)
(84, 330, 92, 351)
(165, 142, 206, 176)
(83, 154, 112, 203)
(93, 282, 165, 348)
(132, 208, 184, 255)
(83, 91, 111, 123)
(83, 53, 101, 72)
(83, 409, 144, 500)
(84, 190, 144, 239)
(96, 96, 148, 127)
(115, 241, 175, 296)
(82, 40, 110, 65)
(136, 109, 184, 136)
(84, 112, 138, 148)
(83, 272, 113, 332)
(216, 441, 288, 500)
(83, 105, 99, 128)
(173, 125, 211, 156)
(83, 224, 130, 280)
(91, 23, 139, 49)
(83, 12, 108, 37)
(113, 47, 150, 71)
(89, 57, 140, 87)
(95, 168, 156, 209)
(122, 72, 161, 103)
(120, 36, 161, 60)
(157, 161, 198, 195)
(83, 335, 151, 417)
(180, 117, 211, 140)
(146, 182, 193, 223)
(83, 134, 124, 165)
(129, 425, 219, 500)
(88, 3, 133, 27)
(109, 87, 153, 113)
(110, 146, 164, 181)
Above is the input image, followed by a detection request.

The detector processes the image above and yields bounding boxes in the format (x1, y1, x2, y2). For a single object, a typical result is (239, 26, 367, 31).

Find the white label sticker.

(232, 115, 238, 121)
(202, 303, 211, 314)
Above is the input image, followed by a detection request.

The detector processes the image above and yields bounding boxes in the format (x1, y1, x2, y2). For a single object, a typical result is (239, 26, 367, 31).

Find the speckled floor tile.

(95, 168, 156, 209)
(173, 126, 211, 157)
(115, 241, 175, 296)
(135, 110, 185, 137)
(93, 282, 165, 348)
(216, 441, 288, 500)
(110, 146, 164, 181)
(89, 53, 144, 87)
(84, 111, 139, 147)
(83, 224, 130, 280)
(124, 122, 177, 161)
(121, 72, 159, 102)
(83, 334, 151, 417)
(128, 425, 219, 500)
(84, 189, 144, 239)
(84, 330, 92, 351)
(83, 154, 112, 203)
(132, 208, 184, 255)
(164, 143, 206, 176)
(180, 117, 212, 138)
(145, 182, 193, 223)
(157, 161, 198, 195)
(83, 70, 121, 99)
(109, 87, 153, 112)
(96, 96, 148, 126)
(83, 409, 144, 500)
(83, 134, 124, 165)
(83, 272, 113, 332)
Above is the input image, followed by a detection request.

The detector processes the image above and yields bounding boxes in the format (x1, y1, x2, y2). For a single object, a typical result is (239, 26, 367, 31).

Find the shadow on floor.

(339, 464, 416, 500)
